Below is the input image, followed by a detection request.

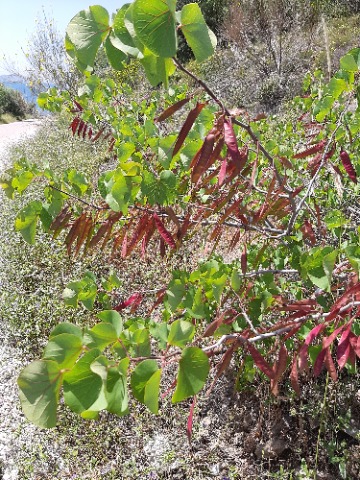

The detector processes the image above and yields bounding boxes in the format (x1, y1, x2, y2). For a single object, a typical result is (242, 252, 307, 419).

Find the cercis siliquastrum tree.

(2, 1, 360, 431)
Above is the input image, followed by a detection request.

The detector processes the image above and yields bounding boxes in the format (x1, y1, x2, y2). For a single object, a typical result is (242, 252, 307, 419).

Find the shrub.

(2, 7, 360, 468)
(0, 83, 30, 119)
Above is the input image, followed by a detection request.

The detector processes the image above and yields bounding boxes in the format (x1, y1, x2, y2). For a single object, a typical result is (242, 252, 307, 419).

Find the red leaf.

(153, 213, 176, 249)
(337, 322, 353, 369)
(203, 310, 237, 338)
(205, 136, 225, 171)
(313, 346, 327, 377)
(293, 139, 326, 159)
(191, 133, 216, 184)
(128, 214, 150, 255)
(159, 238, 166, 257)
(121, 232, 128, 258)
(89, 221, 111, 249)
(172, 102, 207, 157)
(298, 324, 326, 372)
(77, 120, 85, 137)
(340, 149, 357, 183)
(247, 343, 274, 379)
(70, 117, 80, 135)
(187, 396, 196, 445)
(155, 96, 192, 122)
(218, 158, 227, 186)
(324, 347, 337, 382)
(270, 345, 288, 396)
(73, 100, 83, 112)
(327, 282, 360, 321)
(92, 127, 105, 142)
(349, 333, 360, 358)
(114, 292, 143, 312)
(224, 118, 245, 171)
(142, 218, 156, 257)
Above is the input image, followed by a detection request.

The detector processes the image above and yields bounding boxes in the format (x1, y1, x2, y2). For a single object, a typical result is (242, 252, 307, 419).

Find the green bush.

(0, 83, 33, 119)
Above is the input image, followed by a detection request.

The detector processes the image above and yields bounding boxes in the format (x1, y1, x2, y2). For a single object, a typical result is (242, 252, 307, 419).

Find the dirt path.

(0, 119, 42, 159)
(0, 119, 43, 480)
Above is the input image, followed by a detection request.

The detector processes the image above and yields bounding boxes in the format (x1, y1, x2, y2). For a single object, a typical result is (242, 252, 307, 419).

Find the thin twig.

(49, 185, 107, 211)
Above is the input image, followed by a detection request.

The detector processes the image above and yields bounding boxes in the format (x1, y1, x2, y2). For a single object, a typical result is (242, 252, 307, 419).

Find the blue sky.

(0, 1, 126, 75)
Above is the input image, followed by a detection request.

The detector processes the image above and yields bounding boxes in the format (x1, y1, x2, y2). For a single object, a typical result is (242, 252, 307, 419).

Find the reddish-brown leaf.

(270, 345, 288, 396)
(324, 347, 338, 382)
(191, 133, 216, 184)
(77, 120, 85, 137)
(155, 96, 192, 122)
(205, 136, 225, 171)
(340, 149, 357, 183)
(127, 214, 150, 255)
(82, 124, 88, 140)
(74, 216, 93, 257)
(293, 139, 327, 159)
(349, 333, 360, 358)
(218, 158, 228, 186)
(290, 356, 301, 396)
(172, 102, 207, 157)
(298, 324, 326, 372)
(247, 343, 274, 379)
(65, 213, 87, 255)
(159, 238, 166, 257)
(337, 323, 353, 369)
(70, 117, 80, 135)
(203, 310, 237, 338)
(142, 217, 156, 257)
(153, 213, 176, 249)
(121, 232, 128, 258)
(229, 229, 241, 251)
(327, 282, 360, 321)
(177, 214, 191, 242)
(73, 100, 83, 112)
(165, 207, 181, 228)
(218, 197, 244, 225)
(224, 118, 244, 171)
(280, 298, 317, 313)
(217, 345, 236, 377)
(92, 127, 105, 142)
(114, 292, 143, 312)
(313, 346, 327, 377)
(89, 221, 111, 249)
(108, 137, 116, 152)
(50, 206, 72, 236)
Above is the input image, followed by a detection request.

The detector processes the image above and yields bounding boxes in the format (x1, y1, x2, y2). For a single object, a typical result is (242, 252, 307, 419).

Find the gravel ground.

(0, 119, 42, 480)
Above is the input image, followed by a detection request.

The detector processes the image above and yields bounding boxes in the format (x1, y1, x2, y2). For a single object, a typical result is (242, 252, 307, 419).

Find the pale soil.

(0, 119, 42, 158)
(0, 119, 42, 480)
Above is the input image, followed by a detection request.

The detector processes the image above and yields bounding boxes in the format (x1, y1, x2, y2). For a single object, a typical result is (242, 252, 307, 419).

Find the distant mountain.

(0, 75, 38, 105)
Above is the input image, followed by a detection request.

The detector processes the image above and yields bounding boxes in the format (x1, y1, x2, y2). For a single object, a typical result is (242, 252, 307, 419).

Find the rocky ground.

(0, 119, 42, 480)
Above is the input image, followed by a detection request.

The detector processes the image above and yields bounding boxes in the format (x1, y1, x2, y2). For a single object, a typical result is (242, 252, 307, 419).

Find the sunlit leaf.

(172, 347, 209, 402)
(18, 360, 63, 428)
